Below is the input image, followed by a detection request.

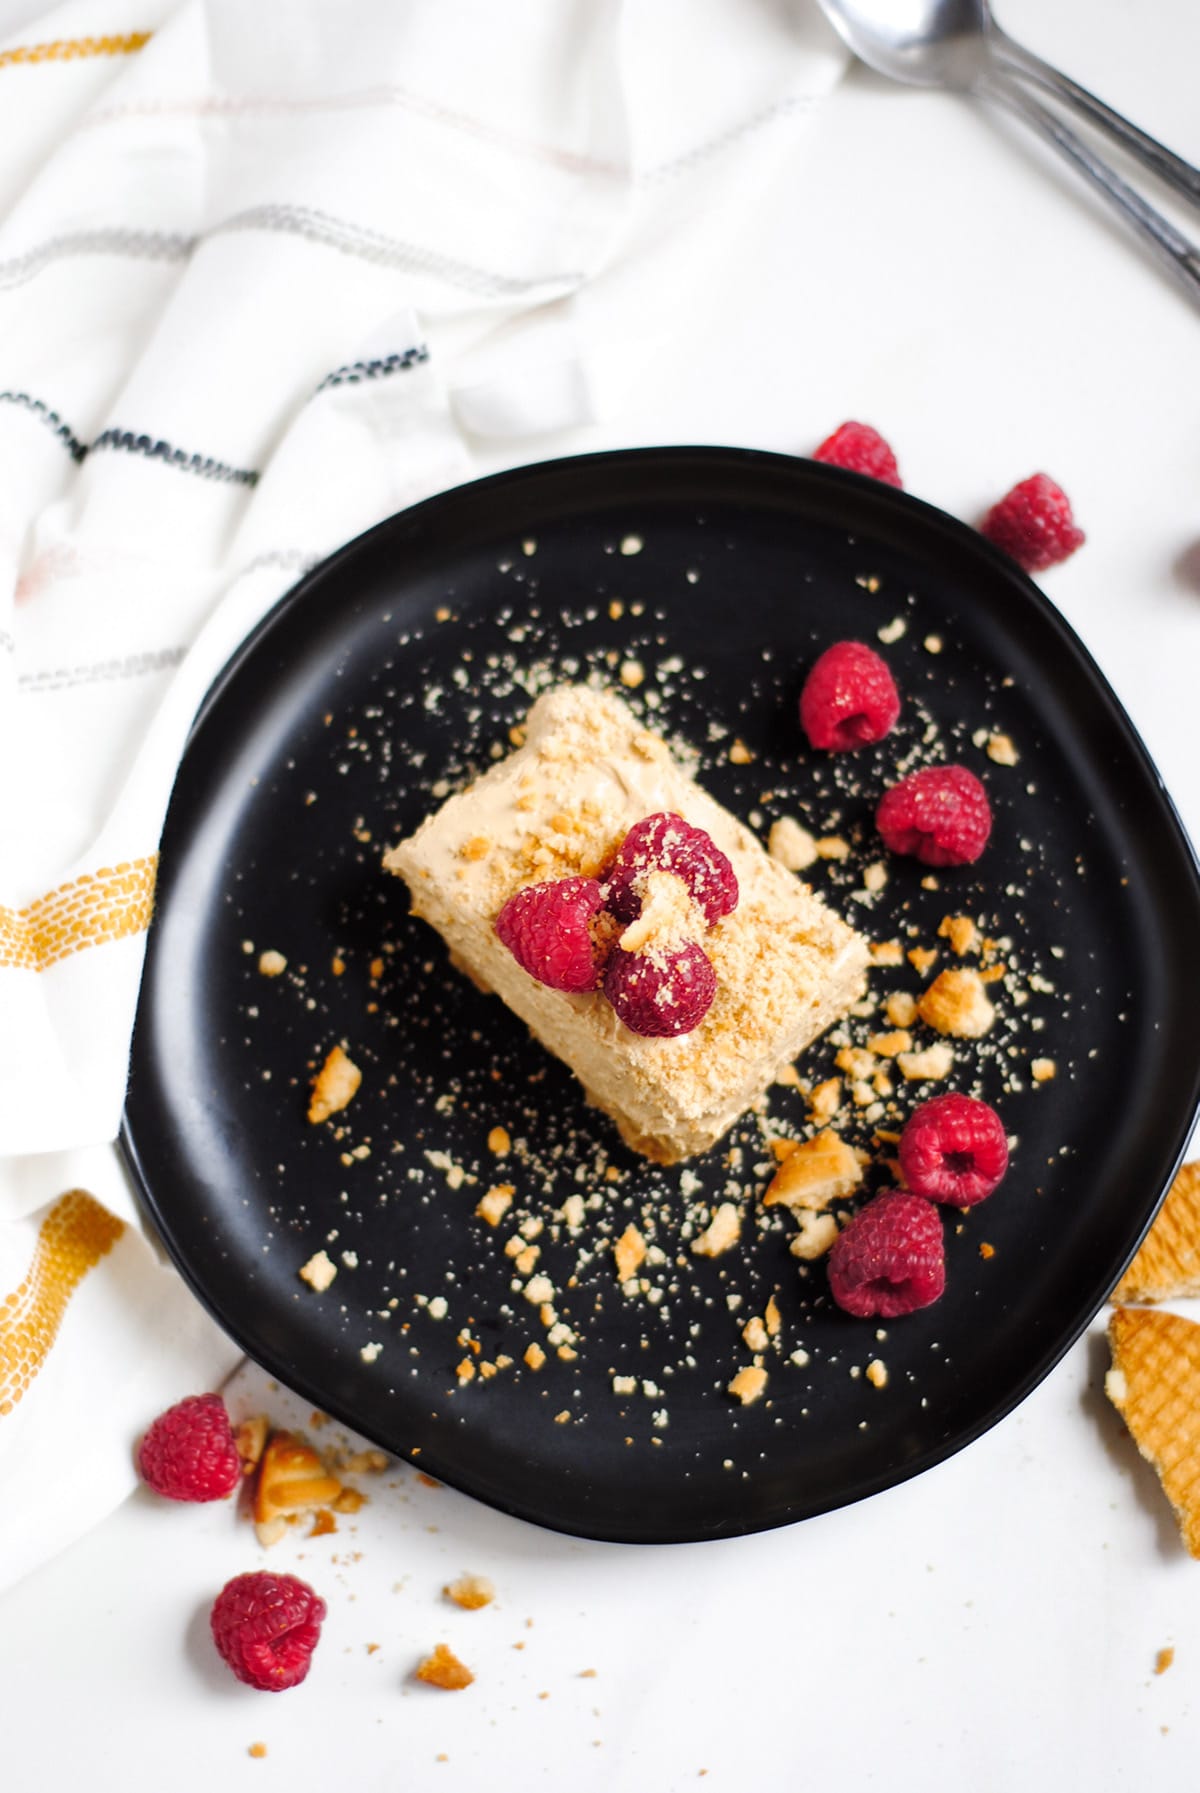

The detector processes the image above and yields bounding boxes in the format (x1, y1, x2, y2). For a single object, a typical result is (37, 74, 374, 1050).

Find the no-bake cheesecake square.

(383, 686, 870, 1162)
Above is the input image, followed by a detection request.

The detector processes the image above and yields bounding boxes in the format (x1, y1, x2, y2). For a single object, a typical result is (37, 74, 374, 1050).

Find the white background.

(4, 0, 1200, 1786)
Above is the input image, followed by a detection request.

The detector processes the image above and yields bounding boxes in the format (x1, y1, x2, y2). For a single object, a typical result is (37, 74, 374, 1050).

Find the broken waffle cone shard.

(1114, 1162, 1200, 1303)
(762, 1127, 862, 1213)
(253, 1430, 344, 1527)
(1106, 1306, 1200, 1559)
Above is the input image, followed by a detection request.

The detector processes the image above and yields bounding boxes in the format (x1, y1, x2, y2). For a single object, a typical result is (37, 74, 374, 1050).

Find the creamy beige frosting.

(384, 685, 870, 1162)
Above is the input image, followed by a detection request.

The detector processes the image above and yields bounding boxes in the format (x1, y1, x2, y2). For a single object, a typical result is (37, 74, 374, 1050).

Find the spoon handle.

(982, 72, 1200, 310)
(989, 29, 1200, 212)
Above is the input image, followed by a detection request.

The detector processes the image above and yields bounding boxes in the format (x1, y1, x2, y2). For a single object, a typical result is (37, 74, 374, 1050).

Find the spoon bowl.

(819, 0, 992, 89)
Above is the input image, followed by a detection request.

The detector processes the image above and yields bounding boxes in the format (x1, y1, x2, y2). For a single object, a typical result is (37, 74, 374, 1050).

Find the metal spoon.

(816, 0, 1200, 307)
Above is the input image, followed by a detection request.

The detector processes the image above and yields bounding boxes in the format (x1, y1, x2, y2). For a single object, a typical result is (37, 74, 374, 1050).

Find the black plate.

(121, 447, 1200, 1544)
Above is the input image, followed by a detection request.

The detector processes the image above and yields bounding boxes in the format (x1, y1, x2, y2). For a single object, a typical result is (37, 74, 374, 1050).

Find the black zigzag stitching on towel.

(89, 428, 259, 485)
(0, 392, 260, 485)
(315, 344, 430, 393)
(0, 391, 88, 461)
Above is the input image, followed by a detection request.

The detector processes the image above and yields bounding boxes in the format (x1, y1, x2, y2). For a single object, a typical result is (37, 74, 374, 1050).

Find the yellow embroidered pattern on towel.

(0, 856, 157, 971)
(0, 1193, 125, 1416)
(0, 32, 151, 70)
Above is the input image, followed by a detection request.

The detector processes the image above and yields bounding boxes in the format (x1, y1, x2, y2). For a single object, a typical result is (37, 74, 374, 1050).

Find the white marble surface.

(5, 1, 1200, 1785)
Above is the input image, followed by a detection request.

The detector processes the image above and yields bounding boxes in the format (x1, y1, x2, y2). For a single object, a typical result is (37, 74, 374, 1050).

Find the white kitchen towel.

(0, 0, 845, 1586)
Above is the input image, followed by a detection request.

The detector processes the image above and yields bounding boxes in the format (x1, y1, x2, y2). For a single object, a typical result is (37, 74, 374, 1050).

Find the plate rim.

(120, 442, 1200, 1544)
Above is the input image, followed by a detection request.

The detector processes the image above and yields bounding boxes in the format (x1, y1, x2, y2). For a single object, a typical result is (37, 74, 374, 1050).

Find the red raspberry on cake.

(827, 1190, 946, 1318)
(137, 1393, 242, 1502)
(812, 421, 902, 488)
(603, 940, 717, 1037)
(601, 813, 738, 926)
(876, 764, 992, 866)
(211, 1571, 327, 1691)
(899, 1092, 1009, 1206)
(980, 473, 1085, 572)
(799, 640, 901, 751)
(495, 875, 605, 991)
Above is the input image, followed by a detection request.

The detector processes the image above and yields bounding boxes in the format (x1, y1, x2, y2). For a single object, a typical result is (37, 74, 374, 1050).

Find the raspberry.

(898, 1093, 1009, 1206)
(136, 1393, 242, 1502)
(812, 420, 902, 488)
(211, 1571, 327, 1692)
(827, 1191, 946, 1319)
(980, 472, 1085, 572)
(799, 640, 901, 751)
(876, 764, 992, 867)
(603, 941, 716, 1037)
(495, 875, 604, 991)
(601, 813, 738, 927)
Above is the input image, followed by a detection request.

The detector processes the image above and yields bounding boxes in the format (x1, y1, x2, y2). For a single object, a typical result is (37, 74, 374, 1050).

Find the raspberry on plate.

(211, 1571, 327, 1692)
(899, 1092, 1009, 1205)
(799, 640, 901, 751)
(137, 1392, 242, 1502)
(603, 940, 716, 1038)
(827, 1190, 946, 1318)
(812, 421, 902, 488)
(601, 812, 738, 927)
(876, 764, 992, 866)
(980, 472, 1085, 572)
(495, 875, 605, 991)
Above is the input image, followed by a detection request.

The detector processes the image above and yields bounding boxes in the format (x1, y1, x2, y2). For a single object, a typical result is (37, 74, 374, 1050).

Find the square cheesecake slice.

(384, 686, 870, 1163)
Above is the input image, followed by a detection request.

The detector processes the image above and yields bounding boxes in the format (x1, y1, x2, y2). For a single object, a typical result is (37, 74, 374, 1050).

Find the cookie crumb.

(248, 1742, 268, 1760)
(986, 732, 1019, 767)
(728, 738, 754, 766)
(768, 816, 819, 872)
(727, 1365, 768, 1406)
(917, 968, 996, 1039)
(870, 940, 904, 967)
(865, 1359, 888, 1389)
(937, 914, 979, 956)
(896, 1042, 955, 1082)
(416, 1644, 474, 1691)
(613, 1224, 647, 1283)
(298, 1250, 337, 1293)
(1031, 1057, 1057, 1083)
(524, 1343, 546, 1371)
(476, 1184, 514, 1226)
(307, 1044, 362, 1123)
(445, 1574, 495, 1611)
(258, 950, 287, 977)
(1155, 1647, 1175, 1675)
(692, 1202, 742, 1258)
(487, 1126, 512, 1156)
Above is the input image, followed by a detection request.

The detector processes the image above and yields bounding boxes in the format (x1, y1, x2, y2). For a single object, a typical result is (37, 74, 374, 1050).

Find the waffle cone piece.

(1114, 1162, 1200, 1303)
(1106, 1306, 1200, 1558)
(253, 1430, 344, 1545)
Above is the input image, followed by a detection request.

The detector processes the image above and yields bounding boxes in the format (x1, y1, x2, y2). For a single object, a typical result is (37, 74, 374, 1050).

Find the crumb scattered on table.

(416, 1644, 474, 1690)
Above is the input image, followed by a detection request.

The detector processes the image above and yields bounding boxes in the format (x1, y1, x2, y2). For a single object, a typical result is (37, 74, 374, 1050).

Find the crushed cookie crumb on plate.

(121, 447, 1200, 1545)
